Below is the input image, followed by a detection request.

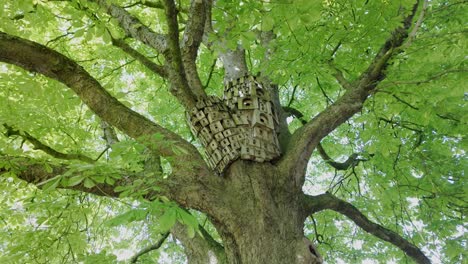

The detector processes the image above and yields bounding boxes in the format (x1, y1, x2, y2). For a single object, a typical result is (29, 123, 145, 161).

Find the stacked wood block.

(186, 76, 280, 174)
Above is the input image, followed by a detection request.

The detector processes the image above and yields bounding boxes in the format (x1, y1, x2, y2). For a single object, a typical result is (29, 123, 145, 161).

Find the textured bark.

(172, 223, 227, 264)
(203, 161, 322, 264)
(219, 48, 249, 80)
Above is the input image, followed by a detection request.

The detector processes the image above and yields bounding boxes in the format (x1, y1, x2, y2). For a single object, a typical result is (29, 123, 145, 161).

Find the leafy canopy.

(0, 0, 466, 263)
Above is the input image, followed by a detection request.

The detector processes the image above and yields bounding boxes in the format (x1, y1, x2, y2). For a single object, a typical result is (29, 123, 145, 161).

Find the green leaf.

(177, 208, 199, 230)
(74, 29, 85, 37)
(83, 178, 95, 189)
(92, 174, 105, 183)
(42, 176, 62, 191)
(105, 176, 115, 185)
(158, 209, 177, 232)
(262, 15, 274, 31)
(66, 175, 85, 187)
(43, 163, 53, 173)
(106, 209, 147, 227)
(114, 185, 128, 192)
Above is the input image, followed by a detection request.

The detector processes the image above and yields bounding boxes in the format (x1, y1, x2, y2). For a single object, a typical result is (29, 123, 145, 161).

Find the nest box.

(186, 75, 281, 174)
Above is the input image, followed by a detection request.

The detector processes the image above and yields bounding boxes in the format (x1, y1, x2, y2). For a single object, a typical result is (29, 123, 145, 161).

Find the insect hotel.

(186, 76, 281, 174)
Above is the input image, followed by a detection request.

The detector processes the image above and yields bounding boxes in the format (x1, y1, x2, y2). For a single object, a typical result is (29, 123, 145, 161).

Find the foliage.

(0, 0, 466, 263)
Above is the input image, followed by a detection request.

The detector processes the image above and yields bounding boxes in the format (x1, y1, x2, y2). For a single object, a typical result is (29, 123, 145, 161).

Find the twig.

(404, 0, 429, 48)
(327, 61, 353, 90)
(129, 232, 170, 263)
(317, 143, 364, 171)
(111, 37, 168, 78)
(203, 58, 217, 89)
(282, 106, 367, 170)
(3, 124, 95, 163)
(379, 69, 467, 89)
(316, 77, 334, 105)
(287, 84, 299, 107)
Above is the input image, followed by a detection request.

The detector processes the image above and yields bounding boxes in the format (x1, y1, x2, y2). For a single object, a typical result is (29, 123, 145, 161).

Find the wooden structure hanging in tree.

(186, 75, 281, 174)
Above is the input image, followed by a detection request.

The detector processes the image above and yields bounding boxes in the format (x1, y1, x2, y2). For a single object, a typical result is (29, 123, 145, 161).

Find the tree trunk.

(205, 161, 322, 264)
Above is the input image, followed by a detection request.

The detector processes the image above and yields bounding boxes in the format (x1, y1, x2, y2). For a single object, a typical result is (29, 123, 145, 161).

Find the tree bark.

(201, 161, 322, 264)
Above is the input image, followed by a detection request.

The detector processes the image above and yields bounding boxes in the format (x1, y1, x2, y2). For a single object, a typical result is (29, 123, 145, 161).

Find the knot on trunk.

(302, 237, 323, 264)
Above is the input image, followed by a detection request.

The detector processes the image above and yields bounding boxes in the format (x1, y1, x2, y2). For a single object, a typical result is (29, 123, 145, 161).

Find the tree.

(0, 0, 465, 263)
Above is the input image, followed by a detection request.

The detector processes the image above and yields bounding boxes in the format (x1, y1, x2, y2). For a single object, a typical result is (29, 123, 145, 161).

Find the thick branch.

(3, 124, 95, 163)
(111, 38, 168, 78)
(199, 0, 246, 81)
(281, 107, 364, 170)
(162, 0, 200, 107)
(90, 0, 168, 54)
(1, 155, 225, 262)
(181, 0, 208, 96)
(0, 31, 221, 211)
(124, 0, 189, 12)
(171, 222, 227, 264)
(130, 232, 170, 263)
(279, 1, 421, 183)
(128, 0, 163, 9)
(282, 106, 307, 125)
(182, 0, 206, 62)
(219, 47, 248, 80)
(75, 1, 198, 107)
(303, 193, 431, 264)
(0, 31, 197, 159)
(201, 0, 213, 45)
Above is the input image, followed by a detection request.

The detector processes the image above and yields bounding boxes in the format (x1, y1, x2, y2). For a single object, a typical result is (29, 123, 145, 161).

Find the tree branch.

(161, 0, 200, 107)
(111, 37, 168, 78)
(199, 0, 246, 81)
(126, 0, 163, 9)
(171, 221, 227, 264)
(181, 0, 208, 96)
(201, 0, 213, 45)
(404, 0, 429, 48)
(282, 106, 307, 125)
(0, 157, 129, 198)
(130, 232, 170, 263)
(90, 0, 168, 54)
(278, 1, 422, 186)
(123, 0, 189, 13)
(378, 68, 468, 89)
(327, 61, 353, 90)
(100, 120, 119, 147)
(0, 31, 222, 209)
(3, 124, 96, 163)
(281, 107, 364, 170)
(219, 47, 249, 80)
(0, 31, 198, 160)
(316, 143, 364, 171)
(303, 193, 431, 264)
(182, 0, 206, 61)
(92, 0, 202, 107)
